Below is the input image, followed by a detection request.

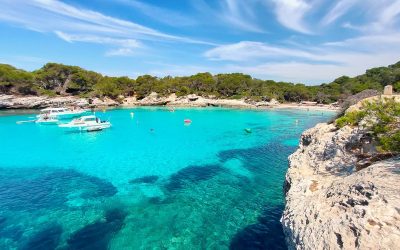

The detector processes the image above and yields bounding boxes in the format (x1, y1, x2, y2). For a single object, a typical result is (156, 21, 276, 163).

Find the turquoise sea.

(0, 107, 334, 249)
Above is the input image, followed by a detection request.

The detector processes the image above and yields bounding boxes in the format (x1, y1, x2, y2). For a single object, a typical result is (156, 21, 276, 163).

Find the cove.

(0, 107, 334, 249)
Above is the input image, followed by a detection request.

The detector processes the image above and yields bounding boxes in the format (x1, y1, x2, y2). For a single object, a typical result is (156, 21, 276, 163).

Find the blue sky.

(0, 0, 400, 84)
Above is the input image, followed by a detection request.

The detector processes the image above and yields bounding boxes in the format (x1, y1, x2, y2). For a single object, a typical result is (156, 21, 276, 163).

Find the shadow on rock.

(164, 164, 225, 191)
(218, 143, 294, 174)
(21, 224, 62, 250)
(67, 208, 127, 250)
(229, 204, 286, 250)
(0, 168, 117, 211)
(129, 175, 159, 184)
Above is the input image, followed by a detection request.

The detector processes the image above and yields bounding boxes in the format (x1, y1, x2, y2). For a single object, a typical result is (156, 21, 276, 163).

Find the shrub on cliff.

(336, 98, 400, 153)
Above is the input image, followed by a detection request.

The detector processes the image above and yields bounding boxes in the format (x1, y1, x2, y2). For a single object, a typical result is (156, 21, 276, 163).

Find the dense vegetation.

(336, 98, 400, 153)
(1, 61, 400, 103)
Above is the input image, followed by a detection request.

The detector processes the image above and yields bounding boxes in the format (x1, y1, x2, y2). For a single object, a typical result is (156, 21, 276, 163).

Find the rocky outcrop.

(0, 94, 88, 109)
(282, 122, 400, 249)
(1, 93, 336, 110)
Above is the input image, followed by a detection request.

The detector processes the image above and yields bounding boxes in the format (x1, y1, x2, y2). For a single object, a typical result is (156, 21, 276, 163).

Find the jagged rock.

(187, 94, 199, 101)
(282, 122, 400, 250)
(90, 97, 118, 107)
(0, 94, 88, 109)
(138, 92, 170, 106)
(121, 96, 138, 106)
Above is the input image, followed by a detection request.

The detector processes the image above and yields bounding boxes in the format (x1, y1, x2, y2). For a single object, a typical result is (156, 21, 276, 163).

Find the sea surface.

(0, 107, 334, 249)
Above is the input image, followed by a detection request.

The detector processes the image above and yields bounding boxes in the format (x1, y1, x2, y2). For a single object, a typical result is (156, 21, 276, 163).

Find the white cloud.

(226, 51, 399, 84)
(115, 0, 197, 27)
(0, 0, 214, 49)
(220, 0, 264, 32)
(105, 48, 136, 57)
(204, 31, 400, 83)
(321, 0, 359, 25)
(204, 41, 321, 61)
(191, 0, 264, 33)
(270, 0, 312, 34)
(55, 31, 141, 48)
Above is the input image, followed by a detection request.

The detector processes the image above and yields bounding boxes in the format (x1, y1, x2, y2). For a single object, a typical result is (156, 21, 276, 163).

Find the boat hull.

(36, 110, 88, 120)
(59, 122, 111, 132)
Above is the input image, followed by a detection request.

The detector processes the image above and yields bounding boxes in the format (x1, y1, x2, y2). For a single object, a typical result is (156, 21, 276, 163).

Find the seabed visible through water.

(0, 107, 334, 249)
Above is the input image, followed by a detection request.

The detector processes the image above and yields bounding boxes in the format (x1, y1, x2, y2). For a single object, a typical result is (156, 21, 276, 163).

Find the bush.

(336, 98, 400, 153)
(335, 111, 366, 128)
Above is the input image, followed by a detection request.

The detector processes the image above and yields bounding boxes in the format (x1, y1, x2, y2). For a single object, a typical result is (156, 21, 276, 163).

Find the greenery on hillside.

(336, 98, 400, 153)
(1, 61, 400, 103)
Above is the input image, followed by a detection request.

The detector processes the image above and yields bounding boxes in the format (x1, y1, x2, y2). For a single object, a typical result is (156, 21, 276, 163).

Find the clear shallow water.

(0, 107, 334, 249)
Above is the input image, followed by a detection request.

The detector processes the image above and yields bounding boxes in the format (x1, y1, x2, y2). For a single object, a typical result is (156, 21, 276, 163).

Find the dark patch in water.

(0, 168, 117, 211)
(164, 164, 225, 191)
(229, 205, 286, 250)
(0, 216, 6, 227)
(21, 224, 62, 250)
(218, 143, 295, 174)
(0, 225, 23, 241)
(129, 175, 159, 184)
(67, 208, 127, 250)
(147, 196, 174, 205)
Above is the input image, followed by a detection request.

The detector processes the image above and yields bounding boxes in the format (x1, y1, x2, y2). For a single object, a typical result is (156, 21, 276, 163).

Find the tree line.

(1, 61, 399, 103)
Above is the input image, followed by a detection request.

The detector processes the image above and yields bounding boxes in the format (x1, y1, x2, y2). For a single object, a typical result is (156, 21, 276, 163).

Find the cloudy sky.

(0, 0, 399, 84)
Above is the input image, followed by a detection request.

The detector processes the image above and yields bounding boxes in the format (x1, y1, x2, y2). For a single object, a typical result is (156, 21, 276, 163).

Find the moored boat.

(35, 115, 59, 125)
(58, 115, 111, 132)
(36, 107, 88, 120)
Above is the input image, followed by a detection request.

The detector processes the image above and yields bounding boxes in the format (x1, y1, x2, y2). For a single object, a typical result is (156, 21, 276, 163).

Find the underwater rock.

(0, 215, 6, 226)
(164, 164, 225, 191)
(21, 224, 62, 250)
(218, 143, 293, 174)
(0, 225, 23, 241)
(129, 175, 159, 184)
(67, 208, 127, 250)
(0, 168, 117, 211)
(230, 205, 286, 250)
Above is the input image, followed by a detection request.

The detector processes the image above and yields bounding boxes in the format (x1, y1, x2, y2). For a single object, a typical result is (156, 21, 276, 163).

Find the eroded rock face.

(282, 123, 400, 250)
(0, 95, 88, 109)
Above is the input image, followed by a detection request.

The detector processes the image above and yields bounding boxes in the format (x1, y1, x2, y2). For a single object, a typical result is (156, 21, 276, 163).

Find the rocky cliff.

(281, 121, 400, 249)
(0, 93, 283, 109)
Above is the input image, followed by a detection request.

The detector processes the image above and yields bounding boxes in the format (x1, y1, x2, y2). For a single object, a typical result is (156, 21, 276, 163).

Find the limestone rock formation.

(0, 94, 88, 109)
(282, 122, 400, 249)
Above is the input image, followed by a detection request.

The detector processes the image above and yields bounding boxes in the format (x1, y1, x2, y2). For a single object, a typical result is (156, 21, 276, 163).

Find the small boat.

(36, 115, 59, 125)
(184, 119, 192, 124)
(36, 107, 88, 120)
(59, 115, 111, 132)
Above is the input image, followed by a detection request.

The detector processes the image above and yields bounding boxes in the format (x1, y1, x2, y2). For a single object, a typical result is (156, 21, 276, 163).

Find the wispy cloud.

(204, 29, 400, 83)
(321, 0, 359, 25)
(270, 0, 312, 34)
(0, 0, 214, 56)
(105, 48, 136, 57)
(115, 0, 197, 27)
(191, 0, 264, 33)
(55, 31, 142, 48)
(220, 0, 264, 32)
(340, 0, 400, 32)
(204, 41, 322, 61)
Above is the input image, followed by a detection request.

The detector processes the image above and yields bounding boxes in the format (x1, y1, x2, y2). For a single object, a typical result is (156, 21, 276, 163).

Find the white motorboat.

(36, 107, 88, 120)
(35, 115, 59, 125)
(58, 115, 111, 132)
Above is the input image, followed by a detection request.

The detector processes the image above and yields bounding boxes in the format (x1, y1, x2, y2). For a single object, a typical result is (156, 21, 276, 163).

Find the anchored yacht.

(58, 115, 111, 132)
(36, 107, 88, 120)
